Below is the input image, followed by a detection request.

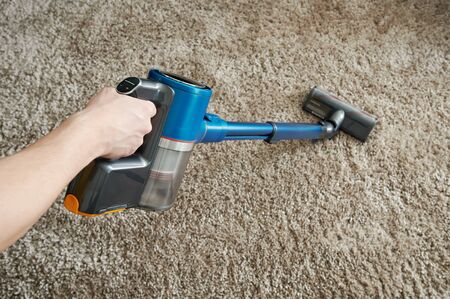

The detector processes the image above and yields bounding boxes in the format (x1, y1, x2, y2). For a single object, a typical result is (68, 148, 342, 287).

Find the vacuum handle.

(116, 77, 175, 158)
(64, 77, 174, 216)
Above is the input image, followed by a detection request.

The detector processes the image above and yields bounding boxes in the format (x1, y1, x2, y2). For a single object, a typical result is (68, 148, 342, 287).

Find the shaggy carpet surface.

(0, 0, 448, 297)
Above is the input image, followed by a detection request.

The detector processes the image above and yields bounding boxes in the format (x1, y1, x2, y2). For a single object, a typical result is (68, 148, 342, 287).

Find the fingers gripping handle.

(116, 77, 174, 158)
(64, 77, 174, 216)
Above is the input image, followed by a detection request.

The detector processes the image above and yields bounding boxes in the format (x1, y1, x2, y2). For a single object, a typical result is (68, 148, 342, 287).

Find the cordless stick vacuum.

(64, 69, 376, 216)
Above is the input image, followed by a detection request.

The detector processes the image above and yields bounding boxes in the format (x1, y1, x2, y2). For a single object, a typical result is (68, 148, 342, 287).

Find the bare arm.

(0, 87, 156, 251)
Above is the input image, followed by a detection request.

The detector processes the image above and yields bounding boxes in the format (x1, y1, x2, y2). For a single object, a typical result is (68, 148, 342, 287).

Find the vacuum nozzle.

(303, 86, 376, 142)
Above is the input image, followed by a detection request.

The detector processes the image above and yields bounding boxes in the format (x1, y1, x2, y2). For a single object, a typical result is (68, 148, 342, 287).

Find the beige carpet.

(1, 0, 449, 297)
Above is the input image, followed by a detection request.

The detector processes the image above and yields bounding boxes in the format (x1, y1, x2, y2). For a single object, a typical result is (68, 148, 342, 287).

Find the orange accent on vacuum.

(64, 194, 125, 217)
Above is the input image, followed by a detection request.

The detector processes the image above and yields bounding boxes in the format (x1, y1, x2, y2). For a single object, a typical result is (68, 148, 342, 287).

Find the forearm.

(0, 87, 156, 251)
(0, 113, 101, 251)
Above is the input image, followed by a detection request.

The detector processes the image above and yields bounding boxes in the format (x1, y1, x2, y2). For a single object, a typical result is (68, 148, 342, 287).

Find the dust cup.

(138, 138, 193, 211)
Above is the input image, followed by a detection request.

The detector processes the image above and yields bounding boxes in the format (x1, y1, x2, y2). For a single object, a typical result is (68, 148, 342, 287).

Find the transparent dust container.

(139, 141, 192, 211)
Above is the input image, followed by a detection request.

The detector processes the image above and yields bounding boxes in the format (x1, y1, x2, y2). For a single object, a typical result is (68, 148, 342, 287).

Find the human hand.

(70, 87, 156, 159)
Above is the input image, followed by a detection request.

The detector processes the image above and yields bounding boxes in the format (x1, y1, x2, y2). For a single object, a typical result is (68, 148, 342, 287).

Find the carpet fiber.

(0, 0, 449, 297)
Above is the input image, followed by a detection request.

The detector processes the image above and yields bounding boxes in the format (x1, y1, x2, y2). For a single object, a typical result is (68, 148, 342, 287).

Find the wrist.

(63, 111, 107, 160)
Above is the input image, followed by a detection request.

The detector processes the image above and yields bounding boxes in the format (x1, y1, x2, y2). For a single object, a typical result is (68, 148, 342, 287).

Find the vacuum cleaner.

(64, 69, 376, 216)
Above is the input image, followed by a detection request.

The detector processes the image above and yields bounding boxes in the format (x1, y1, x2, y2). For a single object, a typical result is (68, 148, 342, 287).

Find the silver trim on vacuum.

(158, 138, 194, 152)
